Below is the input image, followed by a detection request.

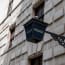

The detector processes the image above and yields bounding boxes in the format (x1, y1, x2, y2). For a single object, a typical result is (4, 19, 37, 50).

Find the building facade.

(0, 0, 65, 65)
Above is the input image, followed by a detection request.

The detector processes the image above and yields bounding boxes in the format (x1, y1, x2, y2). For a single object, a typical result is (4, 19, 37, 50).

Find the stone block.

(43, 48, 53, 61)
(44, 33, 52, 42)
(54, 8, 64, 21)
(53, 45, 65, 56)
(52, 0, 62, 6)
(0, 36, 7, 47)
(32, 43, 37, 54)
(22, 43, 27, 54)
(27, 42, 33, 56)
(14, 31, 24, 46)
(37, 42, 43, 52)
(43, 42, 51, 51)
(47, 24, 64, 35)
(0, 28, 8, 40)
(15, 46, 21, 57)
(20, 60, 27, 65)
(44, 13, 53, 24)
(22, 31, 26, 41)
(11, 50, 16, 59)
(44, 8, 55, 24)
(16, 1, 32, 26)
(52, 24, 64, 34)
(44, 59, 55, 65)
(10, 60, 15, 65)
(55, 55, 65, 65)
(44, 0, 53, 14)
(15, 24, 24, 36)
(0, 45, 7, 55)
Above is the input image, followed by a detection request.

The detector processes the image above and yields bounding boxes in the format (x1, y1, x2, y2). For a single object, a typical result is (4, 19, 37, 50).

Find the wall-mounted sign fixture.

(24, 18, 48, 43)
(24, 17, 65, 48)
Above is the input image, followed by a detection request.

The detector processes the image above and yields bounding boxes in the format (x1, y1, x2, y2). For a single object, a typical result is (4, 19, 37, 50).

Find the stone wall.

(0, 0, 65, 65)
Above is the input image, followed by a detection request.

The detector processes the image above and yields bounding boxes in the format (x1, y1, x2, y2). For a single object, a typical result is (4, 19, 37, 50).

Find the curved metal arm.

(45, 31, 65, 48)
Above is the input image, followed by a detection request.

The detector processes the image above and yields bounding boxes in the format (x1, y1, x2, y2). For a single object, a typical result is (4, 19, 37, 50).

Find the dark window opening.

(30, 55, 42, 65)
(10, 23, 16, 41)
(9, 23, 16, 48)
(33, 2, 44, 20)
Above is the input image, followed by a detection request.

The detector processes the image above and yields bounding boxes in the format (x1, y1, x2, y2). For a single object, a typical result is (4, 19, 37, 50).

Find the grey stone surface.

(44, 0, 53, 14)
(10, 49, 16, 59)
(27, 42, 33, 56)
(52, 0, 62, 6)
(15, 25, 24, 36)
(54, 8, 64, 21)
(43, 48, 53, 61)
(55, 55, 65, 65)
(44, 59, 55, 65)
(44, 10, 53, 24)
(0, 0, 65, 65)
(21, 42, 27, 54)
(53, 45, 65, 56)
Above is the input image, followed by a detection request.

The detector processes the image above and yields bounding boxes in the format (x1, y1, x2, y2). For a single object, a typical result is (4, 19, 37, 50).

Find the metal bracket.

(45, 31, 65, 48)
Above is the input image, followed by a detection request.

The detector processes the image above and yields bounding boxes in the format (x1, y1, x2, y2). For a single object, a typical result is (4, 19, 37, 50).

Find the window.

(30, 55, 42, 65)
(10, 27, 15, 41)
(33, 1, 44, 20)
(9, 23, 16, 48)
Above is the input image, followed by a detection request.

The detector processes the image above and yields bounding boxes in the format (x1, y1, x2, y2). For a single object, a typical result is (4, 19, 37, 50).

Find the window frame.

(32, 0, 44, 20)
(28, 52, 43, 65)
(9, 22, 16, 48)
